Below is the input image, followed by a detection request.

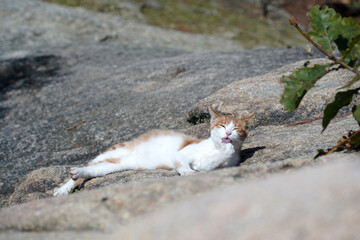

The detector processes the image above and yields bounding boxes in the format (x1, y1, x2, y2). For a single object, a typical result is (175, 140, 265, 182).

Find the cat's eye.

(219, 124, 226, 128)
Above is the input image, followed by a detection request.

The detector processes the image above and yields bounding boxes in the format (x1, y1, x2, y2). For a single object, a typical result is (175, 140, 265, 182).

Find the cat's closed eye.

(219, 124, 226, 128)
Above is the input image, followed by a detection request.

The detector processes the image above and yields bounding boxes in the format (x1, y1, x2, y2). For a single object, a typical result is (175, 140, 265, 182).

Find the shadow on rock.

(240, 146, 267, 164)
(0, 52, 62, 99)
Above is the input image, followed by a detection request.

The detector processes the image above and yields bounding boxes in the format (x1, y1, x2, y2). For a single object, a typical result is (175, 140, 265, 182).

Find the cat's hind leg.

(53, 177, 84, 196)
(69, 158, 133, 180)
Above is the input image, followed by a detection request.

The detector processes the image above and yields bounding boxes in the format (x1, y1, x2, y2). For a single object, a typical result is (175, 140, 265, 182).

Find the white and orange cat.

(53, 107, 253, 196)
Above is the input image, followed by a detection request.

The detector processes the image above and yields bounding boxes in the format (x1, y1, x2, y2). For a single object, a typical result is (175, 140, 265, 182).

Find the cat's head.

(209, 107, 254, 148)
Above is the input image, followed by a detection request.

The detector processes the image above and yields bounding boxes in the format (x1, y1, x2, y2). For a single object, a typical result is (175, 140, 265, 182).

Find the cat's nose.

(226, 131, 231, 136)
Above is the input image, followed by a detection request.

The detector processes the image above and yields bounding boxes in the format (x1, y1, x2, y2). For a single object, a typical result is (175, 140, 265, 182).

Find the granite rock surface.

(0, 0, 319, 204)
(1, 0, 359, 239)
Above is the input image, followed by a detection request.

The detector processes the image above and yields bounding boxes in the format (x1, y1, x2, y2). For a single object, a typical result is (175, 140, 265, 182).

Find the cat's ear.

(241, 113, 255, 125)
(209, 106, 221, 122)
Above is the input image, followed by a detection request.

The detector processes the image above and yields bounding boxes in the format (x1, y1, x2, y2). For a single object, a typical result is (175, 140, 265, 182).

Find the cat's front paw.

(53, 186, 69, 197)
(70, 167, 81, 180)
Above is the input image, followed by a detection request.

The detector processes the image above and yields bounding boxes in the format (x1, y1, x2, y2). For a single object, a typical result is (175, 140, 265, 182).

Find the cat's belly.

(127, 134, 184, 169)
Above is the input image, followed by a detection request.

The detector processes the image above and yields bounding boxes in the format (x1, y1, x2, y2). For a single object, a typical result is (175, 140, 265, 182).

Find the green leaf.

(280, 64, 330, 112)
(335, 17, 360, 65)
(340, 17, 360, 39)
(307, 5, 343, 55)
(308, 31, 334, 55)
(353, 104, 360, 125)
(322, 87, 360, 131)
(334, 35, 349, 57)
(343, 34, 360, 65)
(349, 132, 360, 147)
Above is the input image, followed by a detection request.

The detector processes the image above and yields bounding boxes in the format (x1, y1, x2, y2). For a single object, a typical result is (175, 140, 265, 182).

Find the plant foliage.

(280, 64, 330, 112)
(281, 5, 360, 155)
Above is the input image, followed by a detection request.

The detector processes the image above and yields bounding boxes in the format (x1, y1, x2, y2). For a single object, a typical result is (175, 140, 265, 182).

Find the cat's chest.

(191, 144, 236, 171)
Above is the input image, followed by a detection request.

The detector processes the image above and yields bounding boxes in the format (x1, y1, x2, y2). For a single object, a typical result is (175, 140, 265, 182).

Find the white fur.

(53, 110, 248, 196)
(53, 179, 75, 196)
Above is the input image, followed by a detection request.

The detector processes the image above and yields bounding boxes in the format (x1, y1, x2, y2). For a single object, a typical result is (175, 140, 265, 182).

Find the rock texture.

(0, 48, 320, 204)
(1, 0, 359, 239)
(0, 0, 242, 53)
(1, 153, 359, 239)
(186, 59, 360, 165)
(117, 155, 360, 240)
(0, 0, 320, 206)
(187, 59, 359, 126)
(0, 153, 356, 232)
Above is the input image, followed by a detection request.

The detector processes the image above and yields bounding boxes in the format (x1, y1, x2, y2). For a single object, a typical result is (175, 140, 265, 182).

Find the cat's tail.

(53, 177, 84, 197)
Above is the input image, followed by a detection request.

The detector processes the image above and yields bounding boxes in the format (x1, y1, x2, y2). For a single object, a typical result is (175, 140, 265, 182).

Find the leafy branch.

(280, 5, 360, 156)
(290, 17, 359, 75)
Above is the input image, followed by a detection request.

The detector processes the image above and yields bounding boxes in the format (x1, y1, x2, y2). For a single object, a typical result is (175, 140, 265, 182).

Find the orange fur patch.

(57, 177, 84, 191)
(211, 116, 249, 140)
(179, 136, 204, 150)
(74, 178, 85, 189)
(107, 130, 201, 153)
(87, 158, 120, 166)
(125, 130, 178, 151)
(210, 107, 253, 141)
(106, 142, 126, 152)
(105, 158, 121, 164)
(156, 164, 173, 170)
(86, 162, 97, 166)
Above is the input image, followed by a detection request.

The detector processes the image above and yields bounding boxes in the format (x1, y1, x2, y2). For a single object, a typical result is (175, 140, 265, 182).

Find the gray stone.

(1, 0, 359, 238)
(0, 47, 316, 203)
(0, 0, 242, 53)
(0, 0, 319, 204)
(7, 166, 69, 206)
(1, 153, 359, 239)
(185, 58, 360, 164)
(187, 59, 359, 127)
(0, 153, 346, 232)
(116, 155, 360, 240)
(241, 115, 358, 164)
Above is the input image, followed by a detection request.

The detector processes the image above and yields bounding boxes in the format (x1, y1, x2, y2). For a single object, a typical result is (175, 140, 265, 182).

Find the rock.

(1, 0, 359, 238)
(1, 153, 359, 239)
(0, 0, 320, 203)
(240, 115, 358, 164)
(7, 166, 69, 206)
(0, 0, 319, 205)
(0, 47, 316, 205)
(187, 59, 359, 127)
(0, 153, 347, 232)
(0, 52, 61, 96)
(185, 58, 360, 165)
(0, 0, 242, 53)
(6, 165, 179, 206)
(116, 154, 360, 240)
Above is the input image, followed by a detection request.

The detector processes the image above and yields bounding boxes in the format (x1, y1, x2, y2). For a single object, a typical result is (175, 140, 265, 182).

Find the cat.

(53, 107, 254, 196)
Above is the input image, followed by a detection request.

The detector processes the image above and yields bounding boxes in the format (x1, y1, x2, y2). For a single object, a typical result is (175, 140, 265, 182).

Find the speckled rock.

(1, 0, 359, 239)
(116, 155, 360, 240)
(0, 0, 324, 204)
(0, 0, 242, 53)
(0, 152, 349, 232)
(186, 59, 359, 127)
(1, 153, 359, 239)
